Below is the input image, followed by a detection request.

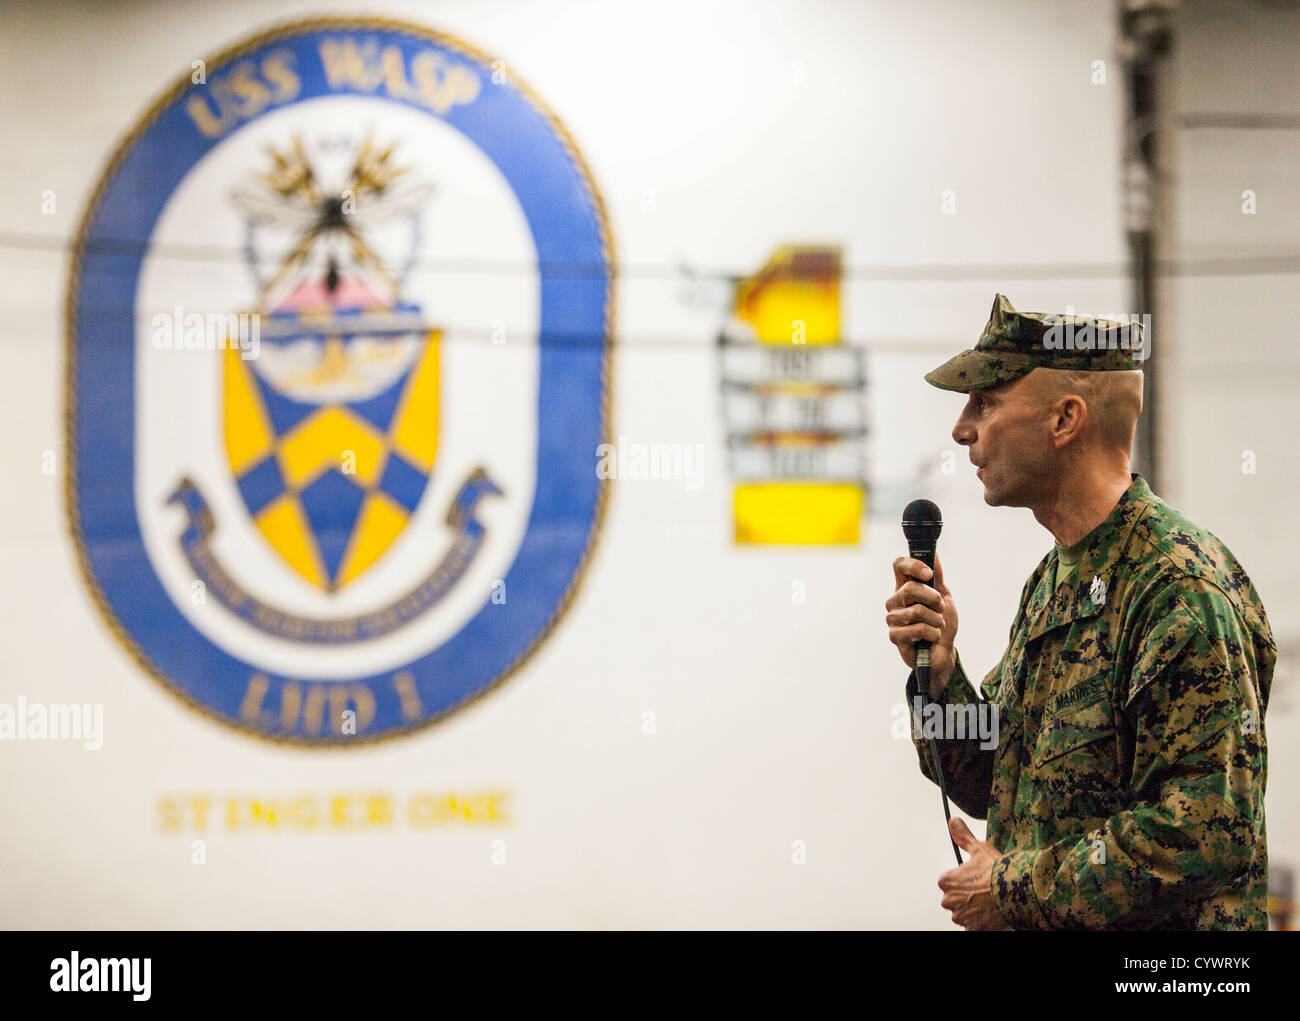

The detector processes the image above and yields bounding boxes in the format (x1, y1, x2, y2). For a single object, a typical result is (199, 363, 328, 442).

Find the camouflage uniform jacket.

(907, 474, 1274, 929)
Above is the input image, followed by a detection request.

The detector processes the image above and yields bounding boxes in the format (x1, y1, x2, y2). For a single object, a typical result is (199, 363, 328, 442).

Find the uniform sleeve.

(905, 651, 997, 819)
(988, 579, 1267, 929)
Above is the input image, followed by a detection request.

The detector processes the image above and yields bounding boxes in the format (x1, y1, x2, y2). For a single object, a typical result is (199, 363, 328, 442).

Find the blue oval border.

(65, 17, 614, 746)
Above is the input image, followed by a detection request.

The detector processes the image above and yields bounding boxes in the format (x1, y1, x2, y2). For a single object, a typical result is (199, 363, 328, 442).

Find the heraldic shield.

(223, 324, 441, 592)
(223, 136, 441, 592)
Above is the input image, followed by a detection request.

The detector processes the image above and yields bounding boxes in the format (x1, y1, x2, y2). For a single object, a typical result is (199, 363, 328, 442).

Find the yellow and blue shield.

(223, 326, 441, 591)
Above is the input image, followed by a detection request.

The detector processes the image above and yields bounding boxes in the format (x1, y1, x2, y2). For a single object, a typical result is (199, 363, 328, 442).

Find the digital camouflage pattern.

(924, 293, 1146, 392)
(908, 474, 1275, 929)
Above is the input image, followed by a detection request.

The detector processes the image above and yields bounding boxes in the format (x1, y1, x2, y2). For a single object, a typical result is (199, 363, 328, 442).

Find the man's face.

(951, 374, 1057, 507)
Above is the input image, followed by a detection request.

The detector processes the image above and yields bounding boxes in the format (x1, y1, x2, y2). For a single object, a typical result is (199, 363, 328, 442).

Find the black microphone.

(901, 499, 943, 679)
(900, 498, 962, 865)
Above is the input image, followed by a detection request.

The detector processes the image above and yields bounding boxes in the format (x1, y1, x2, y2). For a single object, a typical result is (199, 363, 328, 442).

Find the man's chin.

(982, 485, 1029, 509)
(978, 479, 1014, 508)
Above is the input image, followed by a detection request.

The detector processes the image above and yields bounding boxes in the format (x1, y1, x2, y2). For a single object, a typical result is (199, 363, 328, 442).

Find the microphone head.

(902, 498, 943, 546)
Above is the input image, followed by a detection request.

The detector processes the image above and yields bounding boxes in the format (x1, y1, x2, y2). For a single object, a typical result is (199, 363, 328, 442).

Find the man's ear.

(1052, 394, 1088, 447)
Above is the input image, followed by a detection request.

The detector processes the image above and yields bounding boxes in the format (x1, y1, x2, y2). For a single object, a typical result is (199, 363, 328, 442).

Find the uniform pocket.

(1033, 687, 1117, 768)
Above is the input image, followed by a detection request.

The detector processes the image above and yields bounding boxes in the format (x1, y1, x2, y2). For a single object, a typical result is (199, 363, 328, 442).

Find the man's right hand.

(885, 553, 958, 694)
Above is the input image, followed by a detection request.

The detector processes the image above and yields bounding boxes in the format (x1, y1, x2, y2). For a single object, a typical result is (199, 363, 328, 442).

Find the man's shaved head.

(1021, 368, 1144, 454)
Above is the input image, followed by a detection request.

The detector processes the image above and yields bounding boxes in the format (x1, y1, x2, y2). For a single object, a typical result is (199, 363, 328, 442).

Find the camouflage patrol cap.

(924, 294, 1147, 392)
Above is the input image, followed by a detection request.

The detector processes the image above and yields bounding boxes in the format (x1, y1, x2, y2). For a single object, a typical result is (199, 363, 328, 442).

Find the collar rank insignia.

(1089, 574, 1107, 608)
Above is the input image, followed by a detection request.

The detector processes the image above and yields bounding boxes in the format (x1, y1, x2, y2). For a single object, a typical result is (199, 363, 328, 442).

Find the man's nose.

(952, 416, 974, 447)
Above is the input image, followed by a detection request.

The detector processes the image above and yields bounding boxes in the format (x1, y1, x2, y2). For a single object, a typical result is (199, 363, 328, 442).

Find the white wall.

(1170, 0, 1300, 904)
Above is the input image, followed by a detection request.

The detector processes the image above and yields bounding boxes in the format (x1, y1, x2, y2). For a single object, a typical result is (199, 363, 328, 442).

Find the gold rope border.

(64, 15, 616, 749)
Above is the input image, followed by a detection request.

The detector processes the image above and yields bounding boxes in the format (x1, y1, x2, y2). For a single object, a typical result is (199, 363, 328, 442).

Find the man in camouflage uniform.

(884, 294, 1274, 930)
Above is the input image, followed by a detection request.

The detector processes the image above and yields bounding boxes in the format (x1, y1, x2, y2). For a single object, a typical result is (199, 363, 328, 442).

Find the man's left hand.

(938, 817, 1011, 930)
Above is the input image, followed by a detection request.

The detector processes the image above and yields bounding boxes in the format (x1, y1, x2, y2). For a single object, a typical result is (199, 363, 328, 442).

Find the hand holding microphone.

(886, 500, 959, 696)
(891, 500, 965, 866)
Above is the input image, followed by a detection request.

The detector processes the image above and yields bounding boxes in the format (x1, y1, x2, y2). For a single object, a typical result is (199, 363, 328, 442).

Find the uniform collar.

(1024, 474, 1155, 642)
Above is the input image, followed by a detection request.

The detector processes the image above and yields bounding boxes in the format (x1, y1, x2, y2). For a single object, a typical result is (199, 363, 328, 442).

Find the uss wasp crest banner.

(66, 17, 614, 745)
